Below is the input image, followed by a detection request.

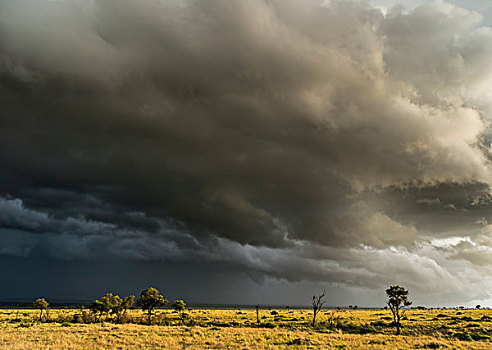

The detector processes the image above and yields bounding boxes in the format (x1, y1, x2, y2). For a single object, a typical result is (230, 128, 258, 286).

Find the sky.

(1, 0, 492, 307)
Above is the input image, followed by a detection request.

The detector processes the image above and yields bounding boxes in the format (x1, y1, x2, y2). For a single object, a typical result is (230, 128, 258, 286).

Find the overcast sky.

(1, 0, 492, 307)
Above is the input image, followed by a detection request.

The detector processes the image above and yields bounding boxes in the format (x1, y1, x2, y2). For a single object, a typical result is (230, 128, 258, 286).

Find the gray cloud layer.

(1, 0, 492, 304)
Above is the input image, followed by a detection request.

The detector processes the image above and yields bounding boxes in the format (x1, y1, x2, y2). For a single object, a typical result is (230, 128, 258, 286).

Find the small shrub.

(452, 331, 473, 341)
(286, 338, 311, 345)
(421, 341, 446, 349)
(370, 320, 389, 327)
(338, 322, 377, 334)
(17, 321, 34, 328)
(83, 310, 96, 323)
(470, 332, 491, 341)
(60, 322, 72, 327)
(72, 314, 84, 323)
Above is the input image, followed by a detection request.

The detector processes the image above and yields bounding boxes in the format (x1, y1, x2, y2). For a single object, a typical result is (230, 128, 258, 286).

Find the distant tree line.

(33, 287, 188, 326)
(30, 284, 418, 335)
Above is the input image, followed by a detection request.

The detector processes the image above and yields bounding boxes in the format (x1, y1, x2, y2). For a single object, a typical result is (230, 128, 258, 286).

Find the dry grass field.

(0, 307, 491, 349)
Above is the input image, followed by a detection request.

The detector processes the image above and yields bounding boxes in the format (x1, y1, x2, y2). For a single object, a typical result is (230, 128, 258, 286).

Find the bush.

(17, 321, 34, 328)
(119, 312, 134, 324)
(286, 338, 312, 345)
(338, 322, 377, 334)
(368, 340, 386, 345)
(470, 332, 491, 341)
(452, 331, 473, 341)
(259, 322, 276, 328)
(370, 320, 389, 327)
(72, 314, 84, 324)
(421, 342, 445, 349)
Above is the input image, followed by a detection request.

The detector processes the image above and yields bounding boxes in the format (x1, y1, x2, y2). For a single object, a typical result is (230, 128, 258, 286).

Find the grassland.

(0, 307, 491, 349)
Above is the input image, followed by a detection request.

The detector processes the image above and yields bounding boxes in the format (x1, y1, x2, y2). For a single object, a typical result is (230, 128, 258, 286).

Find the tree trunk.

(256, 305, 260, 324)
(148, 309, 152, 325)
(312, 310, 317, 327)
(39, 309, 43, 321)
(389, 304, 399, 335)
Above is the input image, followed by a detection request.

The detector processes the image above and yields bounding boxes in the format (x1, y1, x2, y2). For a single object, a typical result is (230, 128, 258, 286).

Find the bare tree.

(386, 285, 412, 335)
(312, 291, 325, 327)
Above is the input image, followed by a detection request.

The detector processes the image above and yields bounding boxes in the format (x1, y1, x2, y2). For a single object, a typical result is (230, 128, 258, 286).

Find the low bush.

(338, 322, 377, 334)
(421, 341, 446, 349)
(370, 320, 389, 327)
(470, 332, 491, 341)
(452, 331, 473, 341)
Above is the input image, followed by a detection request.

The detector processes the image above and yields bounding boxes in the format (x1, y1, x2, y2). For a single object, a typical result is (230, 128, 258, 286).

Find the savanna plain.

(0, 307, 491, 349)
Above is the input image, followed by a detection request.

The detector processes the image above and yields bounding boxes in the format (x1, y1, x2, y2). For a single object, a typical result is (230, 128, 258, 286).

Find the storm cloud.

(1, 0, 492, 305)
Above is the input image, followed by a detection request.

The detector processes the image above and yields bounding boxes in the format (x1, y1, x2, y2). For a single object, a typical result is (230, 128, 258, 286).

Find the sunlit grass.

(0, 308, 491, 349)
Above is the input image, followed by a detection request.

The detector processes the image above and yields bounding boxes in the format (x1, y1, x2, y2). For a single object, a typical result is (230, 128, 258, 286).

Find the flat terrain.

(0, 308, 491, 349)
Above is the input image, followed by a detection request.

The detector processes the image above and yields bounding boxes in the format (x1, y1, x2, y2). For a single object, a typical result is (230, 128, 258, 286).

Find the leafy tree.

(311, 291, 325, 327)
(136, 287, 168, 325)
(476, 304, 481, 309)
(90, 293, 113, 322)
(171, 299, 188, 325)
(33, 298, 49, 321)
(386, 285, 412, 335)
(111, 295, 135, 323)
(89, 293, 135, 323)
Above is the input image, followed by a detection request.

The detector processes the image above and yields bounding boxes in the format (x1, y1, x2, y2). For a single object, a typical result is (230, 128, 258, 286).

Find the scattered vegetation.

(1, 285, 491, 349)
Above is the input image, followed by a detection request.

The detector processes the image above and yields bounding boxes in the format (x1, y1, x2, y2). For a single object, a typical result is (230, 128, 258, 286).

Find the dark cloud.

(1, 0, 492, 304)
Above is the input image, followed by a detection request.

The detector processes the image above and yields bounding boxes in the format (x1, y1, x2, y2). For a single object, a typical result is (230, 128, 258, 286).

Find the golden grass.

(0, 308, 490, 349)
